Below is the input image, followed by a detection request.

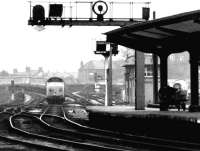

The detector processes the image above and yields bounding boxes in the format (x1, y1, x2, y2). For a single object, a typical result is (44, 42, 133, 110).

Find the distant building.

(0, 67, 77, 85)
(0, 70, 9, 77)
(11, 67, 45, 78)
(78, 60, 125, 84)
(13, 68, 18, 74)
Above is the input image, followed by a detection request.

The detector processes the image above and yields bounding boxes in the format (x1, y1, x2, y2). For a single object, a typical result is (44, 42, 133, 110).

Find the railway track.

(11, 112, 136, 151)
(60, 94, 200, 151)
(0, 111, 67, 151)
(65, 92, 95, 106)
(0, 91, 53, 151)
(33, 103, 200, 151)
(2, 91, 200, 151)
(41, 105, 64, 117)
(62, 105, 200, 151)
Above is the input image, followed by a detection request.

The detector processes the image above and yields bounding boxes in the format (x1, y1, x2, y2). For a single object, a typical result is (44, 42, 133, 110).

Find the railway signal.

(92, 1, 108, 21)
(142, 7, 150, 20)
(94, 41, 118, 57)
(32, 5, 45, 25)
(28, 1, 150, 27)
(94, 41, 118, 106)
(49, 4, 63, 18)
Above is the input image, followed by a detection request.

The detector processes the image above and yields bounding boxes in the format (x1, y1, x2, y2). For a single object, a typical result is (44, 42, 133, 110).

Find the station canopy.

(105, 10, 200, 56)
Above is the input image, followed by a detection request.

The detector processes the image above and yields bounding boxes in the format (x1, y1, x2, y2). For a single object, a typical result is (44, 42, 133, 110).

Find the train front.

(46, 77, 65, 104)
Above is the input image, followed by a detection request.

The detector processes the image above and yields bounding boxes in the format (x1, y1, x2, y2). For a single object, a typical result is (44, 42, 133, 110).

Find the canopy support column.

(159, 54, 168, 111)
(160, 54, 168, 89)
(189, 52, 199, 112)
(135, 51, 145, 110)
(153, 54, 159, 104)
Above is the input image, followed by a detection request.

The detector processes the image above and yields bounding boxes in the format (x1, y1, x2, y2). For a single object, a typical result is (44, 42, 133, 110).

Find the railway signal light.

(94, 41, 118, 56)
(92, 1, 108, 21)
(142, 7, 150, 20)
(49, 4, 63, 18)
(94, 41, 109, 55)
(96, 41, 106, 51)
(32, 5, 45, 25)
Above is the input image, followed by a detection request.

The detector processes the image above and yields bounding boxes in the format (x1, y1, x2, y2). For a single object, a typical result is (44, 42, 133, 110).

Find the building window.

(169, 55, 175, 61)
(179, 56, 183, 62)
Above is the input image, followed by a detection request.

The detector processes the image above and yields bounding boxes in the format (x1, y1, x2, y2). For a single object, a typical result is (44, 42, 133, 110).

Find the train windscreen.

(47, 77, 63, 82)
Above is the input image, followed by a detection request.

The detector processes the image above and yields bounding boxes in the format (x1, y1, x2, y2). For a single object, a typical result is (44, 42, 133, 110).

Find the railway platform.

(86, 106, 200, 141)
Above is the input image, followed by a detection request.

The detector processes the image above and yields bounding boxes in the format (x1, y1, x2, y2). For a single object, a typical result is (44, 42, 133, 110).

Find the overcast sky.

(0, 0, 200, 73)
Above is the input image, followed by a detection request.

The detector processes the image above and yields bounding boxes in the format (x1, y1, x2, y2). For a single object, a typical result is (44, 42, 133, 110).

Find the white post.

(105, 57, 109, 106)
(11, 80, 15, 102)
(135, 51, 145, 110)
(11, 94, 15, 101)
(104, 44, 112, 106)
(109, 48, 112, 105)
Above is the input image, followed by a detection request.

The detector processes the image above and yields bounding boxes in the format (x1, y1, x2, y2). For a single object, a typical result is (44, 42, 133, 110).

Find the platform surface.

(86, 105, 200, 140)
(86, 105, 200, 121)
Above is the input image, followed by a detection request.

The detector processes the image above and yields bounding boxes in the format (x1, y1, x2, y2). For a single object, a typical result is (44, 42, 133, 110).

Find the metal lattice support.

(28, 1, 150, 27)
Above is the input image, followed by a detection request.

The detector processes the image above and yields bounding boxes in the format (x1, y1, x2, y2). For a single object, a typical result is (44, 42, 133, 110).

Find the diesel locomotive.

(46, 77, 65, 104)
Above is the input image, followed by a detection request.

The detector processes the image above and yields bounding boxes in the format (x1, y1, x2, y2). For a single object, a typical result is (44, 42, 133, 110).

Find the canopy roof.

(105, 10, 200, 56)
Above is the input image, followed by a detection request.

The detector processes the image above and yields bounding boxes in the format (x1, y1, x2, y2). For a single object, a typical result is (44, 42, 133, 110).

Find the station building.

(124, 51, 190, 104)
